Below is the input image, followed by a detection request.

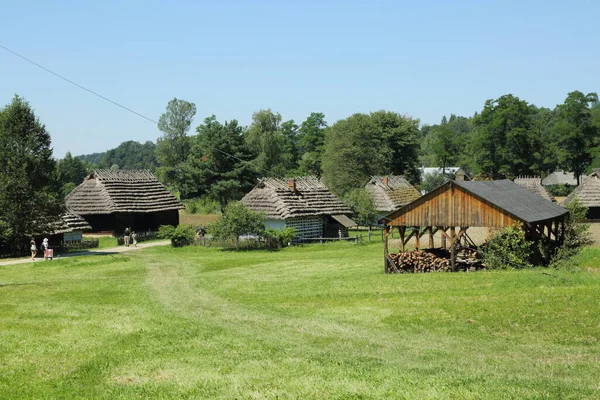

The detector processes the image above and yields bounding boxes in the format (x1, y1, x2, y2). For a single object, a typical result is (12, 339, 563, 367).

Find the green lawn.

(1, 242, 599, 399)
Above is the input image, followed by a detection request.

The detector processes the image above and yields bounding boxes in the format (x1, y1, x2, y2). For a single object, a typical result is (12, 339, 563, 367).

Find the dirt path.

(0, 240, 171, 267)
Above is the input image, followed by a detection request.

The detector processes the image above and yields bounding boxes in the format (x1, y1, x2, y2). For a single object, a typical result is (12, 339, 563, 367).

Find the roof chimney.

(382, 176, 389, 186)
(288, 179, 296, 192)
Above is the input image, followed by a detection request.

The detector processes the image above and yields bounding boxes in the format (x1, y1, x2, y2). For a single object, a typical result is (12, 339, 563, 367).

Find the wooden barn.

(561, 170, 600, 220)
(241, 177, 356, 241)
(514, 176, 555, 202)
(66, 170, 184, 233)
(383, 180, 568, 272)
(365, 176, 421, 222)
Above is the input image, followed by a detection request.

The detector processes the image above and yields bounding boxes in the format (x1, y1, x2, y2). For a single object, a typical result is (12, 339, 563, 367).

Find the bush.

(545, 184, 575, 197)
(170, 225, 196, 247)
(265, 227, 296, 248)
(209, 202, 265, 250)
(480, 225, 533, 269)
(158, 225, 176, 239)
(157, 225, 195, 247)
(550, 198, 592, 269)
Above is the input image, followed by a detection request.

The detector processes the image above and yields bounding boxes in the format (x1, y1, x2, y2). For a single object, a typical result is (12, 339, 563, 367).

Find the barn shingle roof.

(365, 176, 421, 212)
(513, 177, 555, 202)
(455, 180, 567, 223)
(66, 170, 183, 215)
(241, 177, 352, 219)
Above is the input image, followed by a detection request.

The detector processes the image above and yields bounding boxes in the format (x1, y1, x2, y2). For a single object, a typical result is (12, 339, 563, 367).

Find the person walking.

(123, 227, 130, 247)
(131, 231, 137, 247)
(42, 238, 49, 260)
(30, 239, 37, 261)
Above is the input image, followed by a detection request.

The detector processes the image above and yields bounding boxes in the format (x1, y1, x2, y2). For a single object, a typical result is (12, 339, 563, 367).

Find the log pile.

(387, 247, 486, 273)
(388, 250, 451, 273)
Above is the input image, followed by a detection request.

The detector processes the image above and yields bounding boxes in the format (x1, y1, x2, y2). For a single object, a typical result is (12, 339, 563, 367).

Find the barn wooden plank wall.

(387, 186, 519, 228)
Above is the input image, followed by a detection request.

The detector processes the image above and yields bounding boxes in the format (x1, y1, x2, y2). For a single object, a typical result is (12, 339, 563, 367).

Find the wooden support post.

(415, 226, 420, 251)
(383, 225, 390, 273)
(399, 226, 406, 252)
(450, 227, 456, 271)
(428, 227, 434, 249)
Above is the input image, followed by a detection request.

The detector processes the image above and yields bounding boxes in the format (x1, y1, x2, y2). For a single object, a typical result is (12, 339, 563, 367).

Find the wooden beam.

(440, 226, 447, 250)
(399, 226, 406, 252)
(383, 225, 390, 273)
(415, 226, 420, 250)
(450, 227, 456, 271)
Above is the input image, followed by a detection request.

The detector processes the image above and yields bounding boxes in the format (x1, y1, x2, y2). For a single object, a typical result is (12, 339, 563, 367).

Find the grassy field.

(1, 241, 599, 399)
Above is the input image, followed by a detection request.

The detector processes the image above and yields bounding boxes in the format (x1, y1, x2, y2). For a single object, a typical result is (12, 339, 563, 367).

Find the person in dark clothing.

(124, 227, 131, 247)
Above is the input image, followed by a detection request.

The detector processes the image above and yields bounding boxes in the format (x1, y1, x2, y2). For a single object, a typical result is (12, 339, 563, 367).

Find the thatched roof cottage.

(514, 176, 555, 202)
(561, 170, 600, 219)
(365, 176, 421, 217)
(542, 171, 577, 186)
(241, 177, 356, 241)
(66, 170, 183, 233)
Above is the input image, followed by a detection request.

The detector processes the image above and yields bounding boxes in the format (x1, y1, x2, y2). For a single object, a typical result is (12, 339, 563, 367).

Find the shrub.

(480, 225, 533, 269)
(265, 227, 296, 248)
(169, 225, 196, 247)
(545, 184, 575, 197)
(157, 225, 194, 247)
(550, 198, 592, 269)
(158, 225, 176, 239)
(209, 202, 265, 250)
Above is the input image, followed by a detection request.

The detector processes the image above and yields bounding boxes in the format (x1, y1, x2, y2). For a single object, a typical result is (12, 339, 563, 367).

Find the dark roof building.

(383, 180, 568, 272)
(365, 176, 421, 213)
(242, 177, 355, 241)
(513, 176, 555, 202)
(66, 170, 183, 232)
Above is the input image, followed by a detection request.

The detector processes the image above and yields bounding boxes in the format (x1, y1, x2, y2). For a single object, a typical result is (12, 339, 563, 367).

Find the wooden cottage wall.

(388, 186, 518, 227)
(286, 216, 323, 241)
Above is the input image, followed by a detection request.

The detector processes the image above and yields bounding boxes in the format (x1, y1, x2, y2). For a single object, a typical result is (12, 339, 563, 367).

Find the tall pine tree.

(0, 96, 64, 251)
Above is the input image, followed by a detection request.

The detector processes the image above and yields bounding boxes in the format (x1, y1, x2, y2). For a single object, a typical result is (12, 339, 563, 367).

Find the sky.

(0, 0, 598, 158)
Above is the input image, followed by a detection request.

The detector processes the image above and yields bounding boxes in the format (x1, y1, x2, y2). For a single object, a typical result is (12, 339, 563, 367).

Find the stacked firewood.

(388, 247, 486, 273)
(388, 251, 451, 273)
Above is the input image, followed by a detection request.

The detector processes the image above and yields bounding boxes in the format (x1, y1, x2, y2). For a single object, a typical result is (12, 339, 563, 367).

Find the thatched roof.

(241, 177, 352, 219)
(562, 171, 600, 207)
(514, 176, 555, 202)
(365, 176, 421, 212)
(51, 210, 93, 234)
(542, 171, 577, 186)
(66, 170, 183, 215)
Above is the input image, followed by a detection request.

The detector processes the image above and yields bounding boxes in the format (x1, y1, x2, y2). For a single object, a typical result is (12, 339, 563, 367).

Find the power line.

(0, 43, 285, 179)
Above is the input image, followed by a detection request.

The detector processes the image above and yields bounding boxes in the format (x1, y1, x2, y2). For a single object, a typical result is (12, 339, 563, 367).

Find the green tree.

(322, 111, 420, 196)
(0, 96, 64, 251)
(554, 91, 599, 184)
(57, 151, 89, 193)
(209, 202, 265, 250)
(343, 188, 377, 227)
(155, 98, 196, 194)
(245, 109, 288, 177)
(101, 141, 157, 171)
(471, 94, 534, 179)
(420, 171, 452, 194)
(187, 115, 257, 208)
(296, 112, 327, 176)
(280, 119, 300, 173)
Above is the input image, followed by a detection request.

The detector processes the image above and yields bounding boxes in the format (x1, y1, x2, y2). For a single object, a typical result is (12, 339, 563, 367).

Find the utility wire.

(0, 43, 285, 179)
